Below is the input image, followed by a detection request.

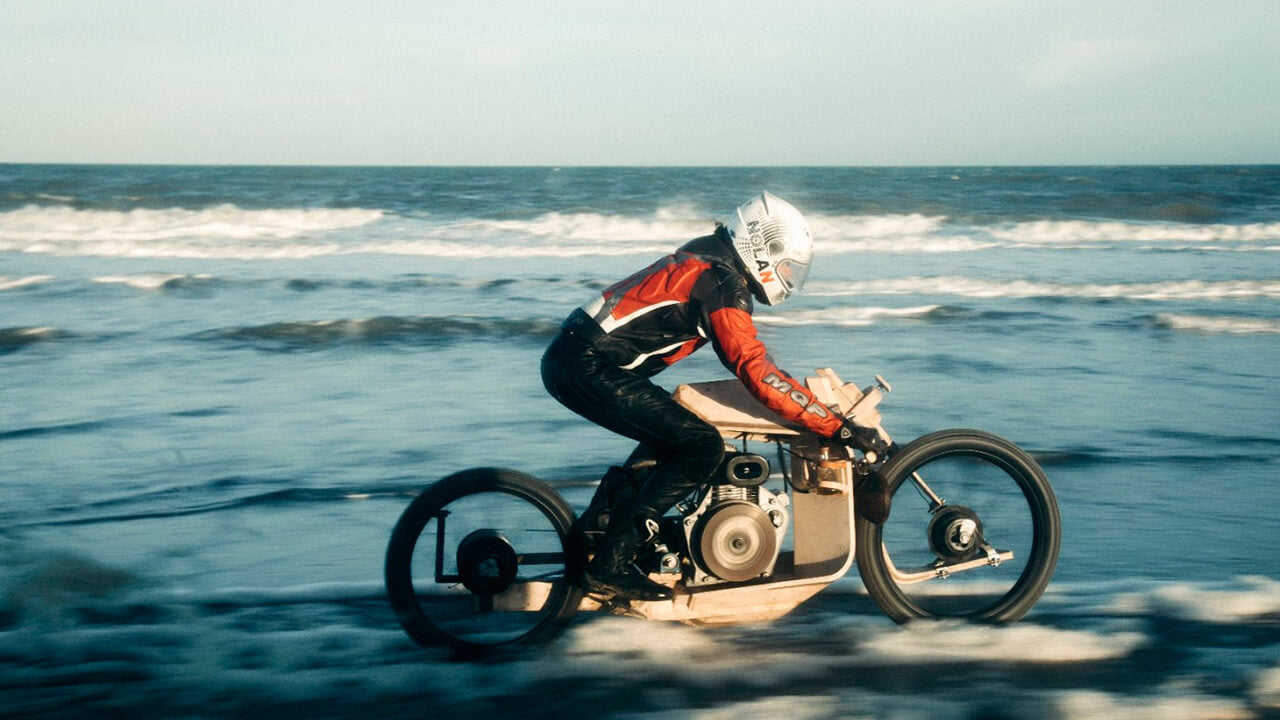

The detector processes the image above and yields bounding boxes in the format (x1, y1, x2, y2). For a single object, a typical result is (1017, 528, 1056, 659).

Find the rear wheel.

(385, 468, 583, 653)
(855, 430, 1060, 623)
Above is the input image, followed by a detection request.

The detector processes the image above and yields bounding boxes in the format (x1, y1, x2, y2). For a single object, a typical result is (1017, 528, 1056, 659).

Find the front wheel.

(855, 429, 1061, 623)
(385, 468, 583, 653)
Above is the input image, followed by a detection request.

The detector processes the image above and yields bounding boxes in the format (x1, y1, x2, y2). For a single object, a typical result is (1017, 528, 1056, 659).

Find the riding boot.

(582, 466, 639, 533)
(582, 444, 658, 532)
(586, 510, 673, 601)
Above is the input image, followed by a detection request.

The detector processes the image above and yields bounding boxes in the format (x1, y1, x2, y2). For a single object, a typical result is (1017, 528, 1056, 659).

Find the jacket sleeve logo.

(762, 373, 830, 419)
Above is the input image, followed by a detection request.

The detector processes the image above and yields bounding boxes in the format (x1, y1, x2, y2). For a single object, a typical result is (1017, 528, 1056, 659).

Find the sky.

(2, 0, 1278, 166)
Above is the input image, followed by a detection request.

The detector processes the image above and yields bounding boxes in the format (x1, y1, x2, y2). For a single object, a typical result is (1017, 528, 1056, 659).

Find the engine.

(677, 453, 790, 587)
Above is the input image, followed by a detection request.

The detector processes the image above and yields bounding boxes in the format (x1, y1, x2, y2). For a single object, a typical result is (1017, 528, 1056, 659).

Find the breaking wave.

(1152, 313, 1280, 335)
(756, 305, 955, 328)
(0, 326, 62, 354)
(335, 239, 676, 260)
(0, 204, 385, 258)
(0, 204, 383, 242)
(808, 277, 1280, 301)
(989, 218, 1280, 245)
(190, 315, 561, 349)
(816, 215, 1280, 253)
(1112, 575, 1280, 623)
(92, 273, 218, 291)
(449, 205, 709, 242)
(0, 275, 54, 291)
(3, 236, 677, 262)
(5, 204, 1278, 259)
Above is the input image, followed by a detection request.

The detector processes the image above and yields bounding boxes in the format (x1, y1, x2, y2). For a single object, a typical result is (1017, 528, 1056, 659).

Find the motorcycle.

(385, 368, 1061, 654)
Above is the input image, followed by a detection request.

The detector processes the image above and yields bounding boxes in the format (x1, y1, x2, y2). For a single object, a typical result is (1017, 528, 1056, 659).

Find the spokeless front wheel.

(385, 468, 583, 653)
(855, 430, 1061, 623)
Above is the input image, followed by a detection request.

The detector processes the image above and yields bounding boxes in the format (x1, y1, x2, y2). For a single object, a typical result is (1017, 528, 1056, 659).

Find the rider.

(541, 192, 889, 601)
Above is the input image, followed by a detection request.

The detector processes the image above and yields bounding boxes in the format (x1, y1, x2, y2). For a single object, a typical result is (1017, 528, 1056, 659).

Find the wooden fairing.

(584, 369, 884, 625)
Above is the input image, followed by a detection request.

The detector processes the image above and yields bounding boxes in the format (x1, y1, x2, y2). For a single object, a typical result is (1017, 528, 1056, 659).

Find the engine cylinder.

(712, 485, 759, 504)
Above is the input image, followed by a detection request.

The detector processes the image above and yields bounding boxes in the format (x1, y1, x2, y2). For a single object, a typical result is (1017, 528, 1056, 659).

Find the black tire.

(855, 429, 1060, 623)
(385, 467, 583, 653)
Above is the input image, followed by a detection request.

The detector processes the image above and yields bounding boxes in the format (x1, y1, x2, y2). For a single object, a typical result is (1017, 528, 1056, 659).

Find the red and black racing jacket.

(562, 229, 843, 438)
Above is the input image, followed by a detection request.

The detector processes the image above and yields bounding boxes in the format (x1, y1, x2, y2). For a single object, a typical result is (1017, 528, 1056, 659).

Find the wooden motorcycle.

(385, 369, 1061, 653)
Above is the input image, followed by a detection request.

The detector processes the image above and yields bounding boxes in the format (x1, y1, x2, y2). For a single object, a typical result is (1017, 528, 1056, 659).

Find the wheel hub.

(927, 505, 984, 561)
(455, 529, 519, 596)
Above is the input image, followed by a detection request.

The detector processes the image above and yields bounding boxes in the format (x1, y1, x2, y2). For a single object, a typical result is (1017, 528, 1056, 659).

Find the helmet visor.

(775, 258, 811, 293)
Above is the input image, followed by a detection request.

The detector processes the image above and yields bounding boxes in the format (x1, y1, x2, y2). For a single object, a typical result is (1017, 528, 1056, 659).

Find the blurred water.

(2, 165, 1279, 718)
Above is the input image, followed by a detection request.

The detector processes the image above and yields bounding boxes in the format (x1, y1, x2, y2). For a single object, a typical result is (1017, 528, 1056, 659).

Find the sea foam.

(5, 203, 1277, 259)
(456, 205, 709, 242)
(857, 621, 1146, 664)
(93, 273, 216, 291)
(1121, 576, 1280, 622)
(755, 305, 946, 327)
(990, 218, 1280, 245)
(1054, 689, 1253, 720)
(0, 275, 54, 291)
(1154, 313, 1280, 335)
(1255, 665, 1280, 710)
(807, 277, 1280, 301)
(0, 204, 383, 242)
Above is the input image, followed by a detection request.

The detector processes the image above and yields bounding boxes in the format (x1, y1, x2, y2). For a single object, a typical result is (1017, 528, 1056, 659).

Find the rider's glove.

(832, 418, 889, 456)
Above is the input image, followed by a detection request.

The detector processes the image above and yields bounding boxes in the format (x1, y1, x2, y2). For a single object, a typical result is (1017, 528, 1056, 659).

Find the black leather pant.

(541, 331, 725, 524)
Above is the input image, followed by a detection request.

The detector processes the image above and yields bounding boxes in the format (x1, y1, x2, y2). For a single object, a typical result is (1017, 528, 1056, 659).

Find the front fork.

(850, 441, 944, 514)
(908, 471, 946, 513)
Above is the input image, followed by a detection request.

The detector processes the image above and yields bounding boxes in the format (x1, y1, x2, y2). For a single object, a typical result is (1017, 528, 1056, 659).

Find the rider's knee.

(681, 424, 725, 477)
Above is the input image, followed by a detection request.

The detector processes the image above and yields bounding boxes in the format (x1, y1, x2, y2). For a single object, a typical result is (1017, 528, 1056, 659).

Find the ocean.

(2, 164, 1279, 719)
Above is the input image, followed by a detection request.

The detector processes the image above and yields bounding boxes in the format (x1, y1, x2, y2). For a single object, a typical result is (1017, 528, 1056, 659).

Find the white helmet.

(725, 191, 814, 306)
